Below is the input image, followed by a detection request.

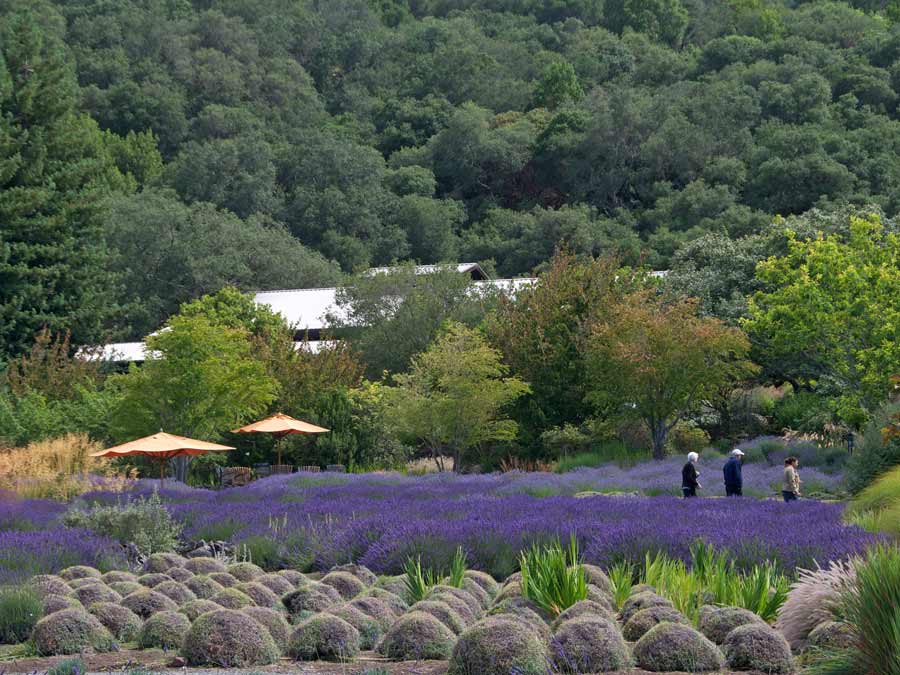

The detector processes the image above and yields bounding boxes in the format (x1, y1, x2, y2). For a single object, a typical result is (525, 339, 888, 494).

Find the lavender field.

(0, 462, 873, 585)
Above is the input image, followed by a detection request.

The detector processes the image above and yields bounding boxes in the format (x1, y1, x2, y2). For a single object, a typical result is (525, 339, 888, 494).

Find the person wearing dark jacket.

(682, 452, 701, 498)
(723, 449, 744, 496)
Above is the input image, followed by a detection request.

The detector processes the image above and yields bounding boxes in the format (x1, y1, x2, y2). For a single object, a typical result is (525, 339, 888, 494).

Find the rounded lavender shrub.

(723, 623, 794, 673)
(210, 588, 255, 609)
(409, 600, 467, 634)
(427, 585, 481, 617)
(73, 584, 121, 607)
(428, 591, 477, 624)
(552, 600, 615, 630)
(58, 566, 101, 582)
(29, 575, 71, 598)
(151, 581, 196, 605)
(331, 563, 377, 587)
(630, 583, 656, 596)
(144, 552, 187, 573)
(464, 570, 500, 598)
(31, 609, 114, 655)
(806, 621, 856, 651)
(179, 599, 220, 621)
(138, 573, 172, 588)
(42, 594, 81, 614)
(208, 572, 238, 588)
(120, 589, 178, 619)
(166, 567, 194, 583)
(108, 581, 142, 597)
(377, 611, 456, 660)
(276, 569, 307, 587)
(487, 598, 552, 642)
(226, 562, 264, 582)
(586, 584, 615, 610)
(623, 605, 690, 642)
(184, 575, 223, 599)
(633, 622, 725, 672)
(288, 613, 360, 662)
(321, 571, 366, 599)
(139, 610, 190, 650)
(88, 602, 142, 642)
(620, 591, 673, 624)
(581, 564, 615, 599)
(236, 582, 279, 608)
(349, 596, 399, 626)
(255, 573, 294, 596)
(182, 609, 280, 667)
(448, 616, 549, 675)
(283, 583, 341, 615)
(698, 605, 767, 644)
(101, 571, 137, 585)
(68, 577, 103, 590)
(325, 602, 384, 648)
(374, 575, 409, 599)
(365, 588, 408, 614)
(241, 606, 291, 652)
(494, 581, 522, 603)
(550, 615, 630, 673)
(184, 557, 227, 575)
(461, 578, 491, 608)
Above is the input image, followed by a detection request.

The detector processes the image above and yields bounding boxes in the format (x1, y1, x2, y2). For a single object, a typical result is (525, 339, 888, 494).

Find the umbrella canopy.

(92, 432, 234, 482)
(232, 412, 329, 465)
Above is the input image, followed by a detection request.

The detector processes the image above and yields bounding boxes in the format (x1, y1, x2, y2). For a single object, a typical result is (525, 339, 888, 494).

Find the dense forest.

(3, 0, 900, 359)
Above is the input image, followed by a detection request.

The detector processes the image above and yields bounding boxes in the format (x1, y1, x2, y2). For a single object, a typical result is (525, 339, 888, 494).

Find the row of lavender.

(0, 467, 870, 585)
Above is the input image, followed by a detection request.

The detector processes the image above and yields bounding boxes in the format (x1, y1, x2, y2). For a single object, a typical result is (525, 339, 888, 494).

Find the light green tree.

(388, 322, 530, 472)
(745, 214, 900, 428)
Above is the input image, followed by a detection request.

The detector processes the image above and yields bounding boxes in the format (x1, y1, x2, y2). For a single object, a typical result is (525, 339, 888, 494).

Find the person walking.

(723, 449, 744, 497)
(782, 457, 801, 502)
(682, 452, 701, 498)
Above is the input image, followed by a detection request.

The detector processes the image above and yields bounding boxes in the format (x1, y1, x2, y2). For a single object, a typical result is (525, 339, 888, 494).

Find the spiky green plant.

(403, 555, 441, 603)
(737, 563, 789, 622)
(608, 561, 634, 610)
(519, 534, 587, 618)
(448, 546, 467, 588)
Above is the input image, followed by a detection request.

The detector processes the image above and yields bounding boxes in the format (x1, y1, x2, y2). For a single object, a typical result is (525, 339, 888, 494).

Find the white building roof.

(86, 339, 337, 363)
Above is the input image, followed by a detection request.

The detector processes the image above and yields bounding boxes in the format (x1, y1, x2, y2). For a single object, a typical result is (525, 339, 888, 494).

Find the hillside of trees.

(4, 0, 900, 358)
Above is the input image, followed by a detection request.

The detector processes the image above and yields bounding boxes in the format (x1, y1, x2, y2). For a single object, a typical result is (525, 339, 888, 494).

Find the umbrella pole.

(159, 457, 166, 487)
(277, 437, 283, 466)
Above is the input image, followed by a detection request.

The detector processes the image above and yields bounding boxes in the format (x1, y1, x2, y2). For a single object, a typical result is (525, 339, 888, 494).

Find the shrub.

(120, 589, 178, 619)
(448, 616, 549, 675)
(210, 588, 255, 609)
(73, 584, 121, 607)
(698, 605, 767, 644)
(241, 606, 290, 652)
(848, 465, 900, 536)
(607, 561, 634, 610)
(409, 600, 467, 634)
(31, 608, 115, 655)
(283, 583, 341, 615)
(184, 557, 227, 575)
(108, 581, 142, 597)
(623, 605, 689, 641)
(29, 574, 71, 598)
(620, 591, 673, 624)
(0, 586, 42, 644)
(364, 588, 408, 615)
(59, 566, 101, 581)
(378, 611, 456, 660)
(137, 573, 172, 588)
(463, 570, 499, 598)
(403, 556, 440, 603)
(277, 569, 307, 587)
(255, 573, 294, 596)
(143, 552, 187, 573)
(139, 610, 190, 650)
(237, 582, 280, 608)
(845, 402, 900, 493)
(153, 581, 196, 605)
(64, 493, 181, 555)
(226, 562, 264, 582)
(375, 574, 410, 599)
(101, 571, 137, 584)
(494, 581, 521, 603)
(331, 563, 377, 587)
(633, 622, 725, 672)
(178, 599, 220, 621)
(723, 623, 793, 673)
(42, 594, 81, 614)
(581, 563, 614, 599)
(321, 570, 366, 599)
(67, 577, 102, 590)
(89, 602, 142, 641)
(325, 602, 384, 648)
(550, 615, 630, 674)
(773, 390, 832, 434)
(184, 575, 222, 599)
(182, 609, 280, 667)
(207, 571, 238, 587)
(551, 599, 613, 630)
(46, 657, 86, 675)
(519, 535, 586, 618)
(487, 599, 552, 642)
(426, 589, 478, 624)
(775, 559, 856, 650)
(287, 613, 359, 662)
(669, 422, 710, 456)
(167, 567, 193, 583)
(806, 620, 856, 650)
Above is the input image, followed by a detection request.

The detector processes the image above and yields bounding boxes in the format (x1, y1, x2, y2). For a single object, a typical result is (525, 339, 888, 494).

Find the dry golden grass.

(0, 433, 133, 499)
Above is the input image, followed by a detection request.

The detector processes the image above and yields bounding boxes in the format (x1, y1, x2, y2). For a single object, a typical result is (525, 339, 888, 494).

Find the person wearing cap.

(782, 456, 801, 502)
(724, 449, 744, 497)
(682, 452, 701, 498)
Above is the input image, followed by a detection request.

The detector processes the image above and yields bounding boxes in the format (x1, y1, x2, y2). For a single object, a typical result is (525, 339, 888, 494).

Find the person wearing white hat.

(724, 448, 745, 497)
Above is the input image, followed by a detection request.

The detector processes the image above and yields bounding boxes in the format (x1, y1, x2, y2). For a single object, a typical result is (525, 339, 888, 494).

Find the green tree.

(604, 0, 689, 46)
(587, 293, 756, 459)
(533, 60, 584, 110)
(745, 214, 900, 427)
(0, 7, 128, 360)
(388, 322, 529, 471)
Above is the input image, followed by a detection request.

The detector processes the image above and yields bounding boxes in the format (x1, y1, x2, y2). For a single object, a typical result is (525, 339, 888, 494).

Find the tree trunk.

(650, 422, 668, 460)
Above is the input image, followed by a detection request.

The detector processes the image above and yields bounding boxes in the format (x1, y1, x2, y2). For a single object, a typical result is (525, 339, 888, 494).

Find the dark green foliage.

(846, 402, 900, 493)
(64, 493, 182, 555)
(0, 586, 42, 644)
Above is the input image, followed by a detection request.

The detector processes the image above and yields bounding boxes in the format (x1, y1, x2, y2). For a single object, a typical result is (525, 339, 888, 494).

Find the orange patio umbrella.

(232, 412, 329, 465)
(92, 432, 235, 485)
